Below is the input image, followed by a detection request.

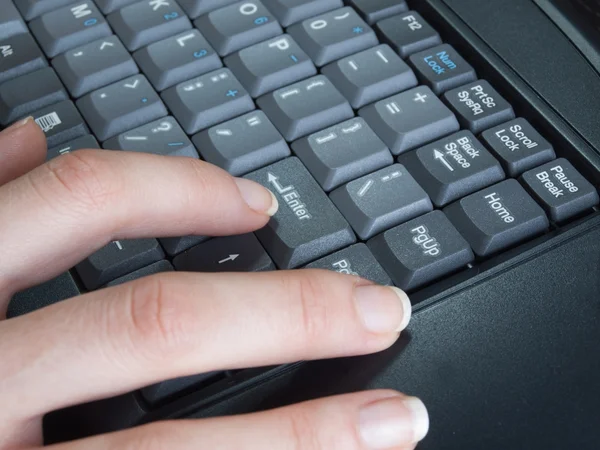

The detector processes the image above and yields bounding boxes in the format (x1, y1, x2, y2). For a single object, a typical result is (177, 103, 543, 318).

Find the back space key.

(245, 157, 356, 269)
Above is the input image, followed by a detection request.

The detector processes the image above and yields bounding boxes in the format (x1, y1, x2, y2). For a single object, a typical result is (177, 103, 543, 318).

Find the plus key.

(359, 85, 459, 155)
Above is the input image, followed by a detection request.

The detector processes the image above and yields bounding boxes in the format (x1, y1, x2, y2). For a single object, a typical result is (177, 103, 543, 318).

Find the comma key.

(444, 179, 549, 257)
(245, 157, 356, 269)
(368, 210, 474, 291)
(521, 158, 599, 222)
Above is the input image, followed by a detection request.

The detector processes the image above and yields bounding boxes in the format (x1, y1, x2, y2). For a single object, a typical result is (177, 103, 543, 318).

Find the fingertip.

(234, 177, 279, 216)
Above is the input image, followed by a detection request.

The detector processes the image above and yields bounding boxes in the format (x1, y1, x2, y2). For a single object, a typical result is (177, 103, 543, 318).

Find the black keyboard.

(4, 0, 600, 430)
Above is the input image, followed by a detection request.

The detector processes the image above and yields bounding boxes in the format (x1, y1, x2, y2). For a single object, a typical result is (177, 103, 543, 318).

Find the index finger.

(0, 149, 278, 298)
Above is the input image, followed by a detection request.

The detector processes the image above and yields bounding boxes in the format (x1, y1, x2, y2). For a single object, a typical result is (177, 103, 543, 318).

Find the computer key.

(52, 35, 139, 98)
(75, 239, 165, 290)
(47, 134, 100, 160)
(177, 0, 238, 19)
(0, 0, 28, 40)
(287, 6, 378, 67)
(262, 0, 342, 27)
(480, 118, 556, 177)
(0, 67, 68, 126)
(359, 85, 460, 155)
(292, 117, 393, 191)
(134, 29, 222, 92)
(444, 179, 549, 257)
(94, 0, 138, 15)
(0, 33, 47, 85)
(108, 0, 192, 52)
(194, 0, 283, 56)
(14, 0, 75, 21)
(521, 158, 599, 222)
(377, 11, 441, 59)
(321, 44, 418, 109)
(224, 34, 316, 98)
(77, 74, 168, 141)
(245, 157, 356, 269)
(162, 68, 254, 135)
(368, 210, 474, 291)
(399, 130, 505, 207)
(29, 1, 112, 58)
(140, 371, 224, 406)
(348, 0, 408, 25)
(105, 260, 174, 287)
(7, 272, 81, 318)
(193, 110, 290, 177)
(104, 116, 198, 158)
(305, 243, 393, 286)
(159, 236, 208, 257)
(330, 164, 433, 240)
(257, 75, 353, 142)
(409, 44, 477, 95)
(30, 100, 89, 148)
(443, 80, 515, 134)
(173, 233, 275, 273)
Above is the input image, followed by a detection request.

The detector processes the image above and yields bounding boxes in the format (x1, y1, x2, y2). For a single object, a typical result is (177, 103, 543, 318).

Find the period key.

(245, 157, 356, 269)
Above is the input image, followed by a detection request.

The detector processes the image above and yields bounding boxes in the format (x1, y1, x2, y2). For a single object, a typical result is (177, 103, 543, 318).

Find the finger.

(1, 270, 411, 419)
(0, 117, 46, 185)
(48, 390, 429, 450)
(0, 149, 277, 295)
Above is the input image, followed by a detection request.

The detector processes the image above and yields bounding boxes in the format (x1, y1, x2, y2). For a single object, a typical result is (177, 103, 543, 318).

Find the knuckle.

(285, 408, 324, 450)
(30, 150, 118, 214)
(123, 275, 192, 360)
(285, 271, 333, 347)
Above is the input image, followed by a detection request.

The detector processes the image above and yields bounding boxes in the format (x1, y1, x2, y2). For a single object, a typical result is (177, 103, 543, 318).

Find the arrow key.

(399, 130, 505, 207)
(173, 233, 275, 273)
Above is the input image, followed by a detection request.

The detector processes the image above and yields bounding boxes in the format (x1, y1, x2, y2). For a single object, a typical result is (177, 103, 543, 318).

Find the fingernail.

(354, 285, 411, 333)
(7, 116, 34, 131)
(359, 396, 429, 448)
(234, 178, 279, 216)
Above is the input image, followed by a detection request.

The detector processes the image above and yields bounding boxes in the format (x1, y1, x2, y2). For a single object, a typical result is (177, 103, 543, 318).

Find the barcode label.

(35, 112, 62, 133)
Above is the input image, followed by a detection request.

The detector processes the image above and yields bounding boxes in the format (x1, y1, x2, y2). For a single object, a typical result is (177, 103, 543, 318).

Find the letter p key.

(269, 37, 290, 51)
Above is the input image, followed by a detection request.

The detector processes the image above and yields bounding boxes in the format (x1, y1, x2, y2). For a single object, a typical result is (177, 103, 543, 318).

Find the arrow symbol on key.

(434, 149, 454, 172)
(100, 41, 114, 50)
(268, 173, 289, 194)
(124, 79, 140, 89)
(218, 254, 239, 264)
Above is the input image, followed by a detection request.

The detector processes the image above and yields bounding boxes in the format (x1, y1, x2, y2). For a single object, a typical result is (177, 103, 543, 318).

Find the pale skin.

(0, 118, 429, 450)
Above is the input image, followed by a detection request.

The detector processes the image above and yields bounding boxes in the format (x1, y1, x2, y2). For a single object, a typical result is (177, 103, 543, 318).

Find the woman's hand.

(0, 119, 428, 449)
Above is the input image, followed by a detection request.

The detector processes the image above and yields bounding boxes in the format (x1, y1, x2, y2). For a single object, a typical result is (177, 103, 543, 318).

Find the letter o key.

(240, 2, 258, 15)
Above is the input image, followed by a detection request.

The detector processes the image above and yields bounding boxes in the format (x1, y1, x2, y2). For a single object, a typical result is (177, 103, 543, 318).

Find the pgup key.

(368, 210, 474, 291)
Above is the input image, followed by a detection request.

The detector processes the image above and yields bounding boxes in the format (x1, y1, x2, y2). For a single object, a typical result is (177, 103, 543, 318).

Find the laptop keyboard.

(5, 0, 600, 411)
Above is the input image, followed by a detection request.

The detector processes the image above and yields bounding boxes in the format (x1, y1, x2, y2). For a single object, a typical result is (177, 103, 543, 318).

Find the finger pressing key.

(0, 270, 411, 420)
(0, 150, 277, 306)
